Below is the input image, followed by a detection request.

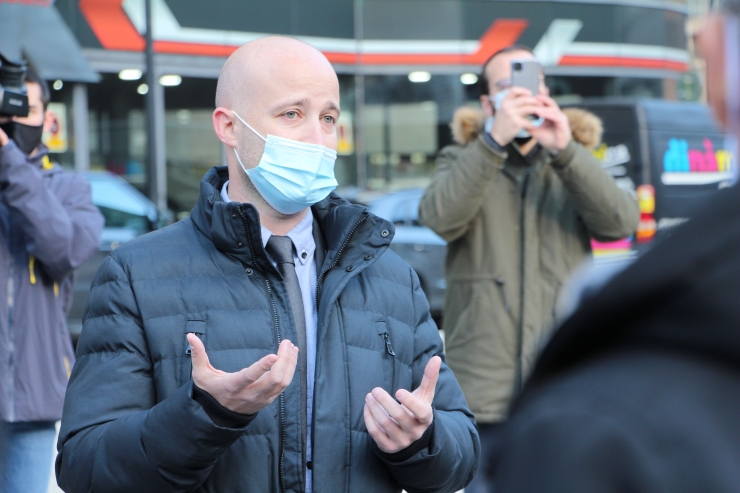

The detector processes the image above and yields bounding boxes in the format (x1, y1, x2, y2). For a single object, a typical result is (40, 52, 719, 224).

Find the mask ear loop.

(230, 110, 267, 175)
(232, 111, 267, 142)
(724, 15, 740, 185)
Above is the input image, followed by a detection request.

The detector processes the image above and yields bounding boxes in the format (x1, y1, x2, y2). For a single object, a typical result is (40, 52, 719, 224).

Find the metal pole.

(73, 83, 89, 172)
(354, 0, 367, 190)
(145, 0, 159, 209)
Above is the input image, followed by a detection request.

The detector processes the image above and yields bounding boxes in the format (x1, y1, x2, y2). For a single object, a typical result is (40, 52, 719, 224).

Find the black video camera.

(0, 53, 29, 118)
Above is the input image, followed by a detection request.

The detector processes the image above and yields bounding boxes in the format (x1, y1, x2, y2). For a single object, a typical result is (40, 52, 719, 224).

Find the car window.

(97, 205, 151, 231)
(87, 175, 156, 233)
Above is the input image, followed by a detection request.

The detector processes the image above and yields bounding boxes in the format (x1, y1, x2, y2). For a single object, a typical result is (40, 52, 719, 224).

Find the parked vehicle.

(367, 188, 446, 319)
(566, 98, 732, 252)
(67, 172, 158, 342)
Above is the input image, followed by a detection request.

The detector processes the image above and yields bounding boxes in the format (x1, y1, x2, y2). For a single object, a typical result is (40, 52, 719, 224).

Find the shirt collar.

(221, 179, 315, 265)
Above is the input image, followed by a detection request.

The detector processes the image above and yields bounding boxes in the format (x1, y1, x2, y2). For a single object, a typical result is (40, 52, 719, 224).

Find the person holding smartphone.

(418, 45, 639, 493)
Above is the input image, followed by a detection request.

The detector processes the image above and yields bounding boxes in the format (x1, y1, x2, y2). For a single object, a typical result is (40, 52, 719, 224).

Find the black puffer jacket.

(491, 182, 740, 492)
(56, 167, 479, 493)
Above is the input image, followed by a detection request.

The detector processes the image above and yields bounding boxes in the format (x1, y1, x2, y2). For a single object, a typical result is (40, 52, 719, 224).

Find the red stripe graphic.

(78, 0, 687, 72)
(559, 55, 688, 71)
(79, 0, 144, 51)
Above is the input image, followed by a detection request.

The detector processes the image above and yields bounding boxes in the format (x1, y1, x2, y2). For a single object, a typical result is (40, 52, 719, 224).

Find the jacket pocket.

(494, 275, 511, 313)
(180, 319, 206, 387)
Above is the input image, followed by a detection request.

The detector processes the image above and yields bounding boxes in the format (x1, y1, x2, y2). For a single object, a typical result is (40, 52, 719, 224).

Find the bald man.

(55, 37, 479, 493)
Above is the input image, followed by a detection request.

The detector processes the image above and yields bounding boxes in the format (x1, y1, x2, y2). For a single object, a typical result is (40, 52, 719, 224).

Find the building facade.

(17, 0, 694, 216)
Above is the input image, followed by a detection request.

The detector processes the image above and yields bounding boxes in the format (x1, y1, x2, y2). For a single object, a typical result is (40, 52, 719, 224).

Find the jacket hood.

(451, 107, 486, 145)
(518, 183, 740, 405)
(448, 105, 603, 150)
(190, 166, 394, 272)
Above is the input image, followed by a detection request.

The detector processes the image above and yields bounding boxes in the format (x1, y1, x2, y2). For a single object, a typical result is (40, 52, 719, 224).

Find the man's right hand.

(489, 87, 542, 146)
(187, 333, 298, 415)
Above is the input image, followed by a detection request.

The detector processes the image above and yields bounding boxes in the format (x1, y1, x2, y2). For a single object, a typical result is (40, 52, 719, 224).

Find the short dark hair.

(478, 44, 535, 96)
(23, 68, 50, 111)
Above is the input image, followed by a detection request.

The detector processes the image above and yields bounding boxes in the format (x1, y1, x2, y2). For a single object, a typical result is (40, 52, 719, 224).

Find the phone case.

(511, 59, 540, 95)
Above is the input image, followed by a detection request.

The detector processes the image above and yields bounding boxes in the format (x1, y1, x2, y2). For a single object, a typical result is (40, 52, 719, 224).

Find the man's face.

(479, 50, 548, 116)
(696, 14, 728, 127)
(232, 51, 341, 170)
(0, 82, 47, 128)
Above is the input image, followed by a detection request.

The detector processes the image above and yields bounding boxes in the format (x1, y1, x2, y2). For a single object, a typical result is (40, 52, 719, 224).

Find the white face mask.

(231, 111, 338, 215)
(490, 89, 545, 139)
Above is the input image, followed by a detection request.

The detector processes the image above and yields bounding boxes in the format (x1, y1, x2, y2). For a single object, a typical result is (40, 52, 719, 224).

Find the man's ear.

(480, 95, 494, 117)
(42, 109, 55, 133)
(213, 108, 238, 147)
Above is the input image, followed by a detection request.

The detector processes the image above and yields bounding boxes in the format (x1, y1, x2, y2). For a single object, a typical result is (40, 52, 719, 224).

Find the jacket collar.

(190, 166, 394, 271)
(28, 144, 59, 174)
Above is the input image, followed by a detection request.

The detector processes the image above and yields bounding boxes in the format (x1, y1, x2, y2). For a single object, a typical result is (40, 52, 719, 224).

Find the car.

(565, 98, 732, 251)
(367, 188, 446, 321)
(67, 171, 158, 343)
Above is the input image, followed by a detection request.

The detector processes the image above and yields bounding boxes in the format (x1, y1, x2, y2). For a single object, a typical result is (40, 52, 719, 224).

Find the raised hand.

(187, 333, 298, 416)
(489, 87, 542, 146)
(363, 355, 442, 454)
(525, 94, 572, 154)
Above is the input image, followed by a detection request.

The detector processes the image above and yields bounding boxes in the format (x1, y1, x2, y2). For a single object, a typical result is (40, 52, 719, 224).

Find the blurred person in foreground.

(0, 70, 103, 492)
(488, 4, 740, 491)
(418, 45, 638, 492)
(56, 37, 478, 493)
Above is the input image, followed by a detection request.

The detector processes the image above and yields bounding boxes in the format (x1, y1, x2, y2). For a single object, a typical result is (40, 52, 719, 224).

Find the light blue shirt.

(221, 181, 317, 492)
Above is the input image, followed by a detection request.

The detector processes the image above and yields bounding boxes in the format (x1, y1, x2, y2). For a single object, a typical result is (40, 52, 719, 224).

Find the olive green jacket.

(419, 135, 639, 423)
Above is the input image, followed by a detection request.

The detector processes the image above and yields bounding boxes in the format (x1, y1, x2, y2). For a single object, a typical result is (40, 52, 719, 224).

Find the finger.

(506, 86, 533, 98)
(278, 341, 299, 388)
(416, 356, 441, 405)
(264, 340, 297, 383)
(533, 107, 563, 121)
(371, 388, 415, 430)
(501, 96, 543, 108)
(396, 389, 434, 424)
(365, 393, 403, 437)
(235, 353, 279, 387)
(536, 94, 560, 108)
(187, 333, 215, 373)
(505, 105, 543, 120)
(364, 404, 394, 451)
(251, 340, 298, 399)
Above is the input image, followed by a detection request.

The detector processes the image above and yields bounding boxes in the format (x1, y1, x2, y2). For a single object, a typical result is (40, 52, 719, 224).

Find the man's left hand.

(0, 127, 8, 148)
(525, 95, 572, 154)
(364, 355, 441, 454)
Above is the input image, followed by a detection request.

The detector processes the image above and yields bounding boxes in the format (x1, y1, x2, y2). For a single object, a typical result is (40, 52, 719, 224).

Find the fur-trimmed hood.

(449, 105, 603, 150)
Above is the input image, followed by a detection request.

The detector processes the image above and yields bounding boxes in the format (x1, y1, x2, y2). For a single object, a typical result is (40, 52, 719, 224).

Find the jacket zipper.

(6, 259, 14, 421)
(237, 206, 287, 493)
(514, 168, 532, 392)
(314, 212, 368, 312)
(383, 333, 395, 356)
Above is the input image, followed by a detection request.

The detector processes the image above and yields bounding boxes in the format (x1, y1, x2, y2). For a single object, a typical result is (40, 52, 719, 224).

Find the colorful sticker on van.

(662, 138, 735, 185)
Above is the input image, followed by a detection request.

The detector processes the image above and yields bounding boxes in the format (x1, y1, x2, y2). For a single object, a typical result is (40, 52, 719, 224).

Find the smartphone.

(511, 59, 541, 95)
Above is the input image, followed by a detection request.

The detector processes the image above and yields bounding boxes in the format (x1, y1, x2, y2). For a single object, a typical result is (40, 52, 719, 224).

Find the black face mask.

(514, 136, 533, 146)
(0, 121, 44, 156)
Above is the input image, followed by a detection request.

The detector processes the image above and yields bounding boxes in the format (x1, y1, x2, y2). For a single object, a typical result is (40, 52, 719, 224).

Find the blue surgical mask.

(231, 111, 338, 215)
(490, 89, 545, 139)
